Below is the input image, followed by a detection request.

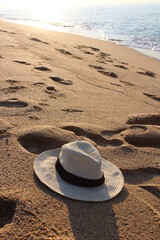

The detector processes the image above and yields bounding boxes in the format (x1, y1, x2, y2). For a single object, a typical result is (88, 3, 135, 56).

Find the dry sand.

(0, 19, 160, 240)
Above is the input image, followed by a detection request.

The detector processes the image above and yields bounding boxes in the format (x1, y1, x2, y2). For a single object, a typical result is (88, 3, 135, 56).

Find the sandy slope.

(0, 20, 160, 240)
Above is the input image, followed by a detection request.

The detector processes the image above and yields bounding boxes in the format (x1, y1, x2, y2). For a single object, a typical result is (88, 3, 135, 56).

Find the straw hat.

(34, 141, 124, 202)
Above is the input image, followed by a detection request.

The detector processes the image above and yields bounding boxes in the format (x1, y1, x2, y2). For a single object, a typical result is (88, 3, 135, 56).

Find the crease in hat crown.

(59, 141, 103, 180)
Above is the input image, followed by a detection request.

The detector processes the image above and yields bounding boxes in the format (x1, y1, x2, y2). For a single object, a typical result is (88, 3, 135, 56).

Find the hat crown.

(59, 141, 103, 180)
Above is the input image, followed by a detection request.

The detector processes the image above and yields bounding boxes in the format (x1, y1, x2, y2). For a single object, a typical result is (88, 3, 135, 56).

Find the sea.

(0, 3, 160, 60)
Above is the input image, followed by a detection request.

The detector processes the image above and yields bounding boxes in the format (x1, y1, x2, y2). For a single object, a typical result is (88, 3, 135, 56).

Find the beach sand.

(0, 19, 160, 239)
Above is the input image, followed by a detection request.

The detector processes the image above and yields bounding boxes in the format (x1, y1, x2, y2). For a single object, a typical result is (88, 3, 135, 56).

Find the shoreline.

(2, 17, 160, 61)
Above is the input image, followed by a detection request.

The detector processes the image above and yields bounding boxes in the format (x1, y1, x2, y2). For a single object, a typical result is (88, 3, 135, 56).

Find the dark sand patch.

(110, 83, 122, 87)
(0, 198, 16, 228)
(50, 77, 73, 85)
(13, 60, 31, 65)
(83, 51, 94, 55)
(0, 29, 15, 35)
(6, 80, 18, 85)
(28, 115, 40, 120)
(99, 52, 111, 58)
(56, 49, 72, 55)
(89, 65, 105, 70)
(137, 71, 156, 78)
(76, 45, 100, 52)
(96, 60, 106, 64)
(0, 100, 28, 108)
(127, 114, 160, 125)
(62, 108, 83, 113)
(98, 70, 118, 78)
(120, 80, 135, 86)
(45, 86, 57, 98)
(0, 55, 3, 59)
(34, 66, 51, 71)
(121, 62, 128, 65)
(143, 93, 160, 102)
(114, 65, 128, 70)
(72, 56, 82, 60)
(27, 105, 42, 113)
(46, 86, 56, 91)
(30, 38, 49, 45)
(2, 86, 25, 93)
(33, 82, 45, 86)
(105, 59, 114, 63)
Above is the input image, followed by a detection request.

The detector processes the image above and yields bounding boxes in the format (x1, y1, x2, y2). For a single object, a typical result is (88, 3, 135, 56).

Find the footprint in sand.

(113, 115, 160, 148)
(34, 66, 51, 72)
(0, 99, 28, 108)
(140, 186, 160, 199)
(61, 125, 123, 147)
(89, 65, 105, 70)
(0, 198, 16, 228)
(83, 51, 94, 55)
(122, 167, 160, 185)
(137, 70, 156, 78)
(0, 55, 3, 59)
(13, 60, 31, 65)
(143, 93, 160, 102)
(120, 80, 135, 86)
(6, 80, 18, 85)
(46, 86, 56, 92)
(28, 105, 42, 113)
(56, 48, 72, 55)
(110, 83, 122, 87)
(76, 45, 100, 52)
(96, 60, 106, 64)
(30, 38, 49, 45)
(96, 59, 114, 64)
(2, 86, 25, 94)
(120, 62, 128, 65)
(18, 127, 82, 154)
(28, 115, 40, 120)
(114, 65, 128, 70)
(72, 56, 82, 60)
(45, 86, 57, 99)
(0, 119, 12, 139)
(76, 45, 99, 55)
(98, 70, 118, 78)
(106, 59, 114, 63)
(99, 52, 111, 58)
(50, 77, 73, 85)
(33, 82, 45, 86)
(101, 128, 127, 137)
(62, 108, 83, 113)
(122, 125, 160, 148)
(126, 113, 160, 125)
(102, 117, 160, 148)
(0, 29, 16, 35)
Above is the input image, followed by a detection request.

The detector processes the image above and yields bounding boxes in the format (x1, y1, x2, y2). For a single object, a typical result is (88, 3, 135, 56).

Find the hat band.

(55, 158, 105, 187)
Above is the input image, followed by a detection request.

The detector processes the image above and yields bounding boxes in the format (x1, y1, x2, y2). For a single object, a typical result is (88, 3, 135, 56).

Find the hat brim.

(34, 148, 124, 202)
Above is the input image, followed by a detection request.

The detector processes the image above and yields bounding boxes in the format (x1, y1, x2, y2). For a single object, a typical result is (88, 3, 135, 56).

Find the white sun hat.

(34, 141, 124, 202)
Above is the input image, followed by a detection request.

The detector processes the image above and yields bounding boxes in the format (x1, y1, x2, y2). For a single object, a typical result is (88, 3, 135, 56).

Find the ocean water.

(0, 4, 160, 59)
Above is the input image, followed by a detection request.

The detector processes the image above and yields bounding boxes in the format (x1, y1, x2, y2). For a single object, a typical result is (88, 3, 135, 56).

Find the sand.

(0, 19, 160, 240)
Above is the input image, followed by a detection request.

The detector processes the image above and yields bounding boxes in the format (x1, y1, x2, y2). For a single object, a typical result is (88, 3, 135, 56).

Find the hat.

(34, 141, 124, 202)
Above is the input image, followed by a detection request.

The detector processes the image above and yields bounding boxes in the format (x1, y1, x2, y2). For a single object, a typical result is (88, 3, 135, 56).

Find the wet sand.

(0, 19, 160, 239)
